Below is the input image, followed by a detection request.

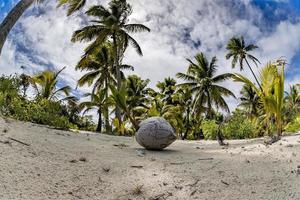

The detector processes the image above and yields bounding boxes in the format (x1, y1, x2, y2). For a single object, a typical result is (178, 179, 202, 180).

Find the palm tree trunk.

(96, 110, 102, 133)
(126, 111, 139, 131)
(245, 59, 263, 91)
(104, 79, 111, 133)
(182, 107, 190, 140)
(0, 0, 35, 56)
(112, 33, 122, 126)
(276, 113, 282, 138)
(206, 90, 212, 119)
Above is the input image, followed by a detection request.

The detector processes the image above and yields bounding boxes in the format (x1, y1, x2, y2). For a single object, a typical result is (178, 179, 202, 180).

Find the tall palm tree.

(176, 86, 193, 140)
(239, 84, 261, 118)
(77, 43, 133, 95)
(71, 0, 150, 121)
(176, 52, 236, 119)
(31, 67, 74, 101)
(80, 90, 110, 132)
(233, 61, 285, 138)
(226, 36, 262, 91)
(76, 43, 133, 132)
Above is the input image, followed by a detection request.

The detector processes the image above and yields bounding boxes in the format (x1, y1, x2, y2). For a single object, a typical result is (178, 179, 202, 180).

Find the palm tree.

(31, 67, 74, 102)
(175, 86, 193, 140)
(156, 77, 177, 105)
(177, 52, 236, 119)
(285, 85, 300, 111)
(58, 0, 87, 16)
(126, 75, 150, 117)
(109, 75, 150, 132)
(284, 85, 300, 123)
(76, 43, 133, 132)
(19, 73, 31, 98)
(77, 43, 133, 94)
(71, 0, 150, 122)
(80, 90, 110, 132)
(226, 36, 262, 91)
(233, 61, 285, 138)
(0, 0, 45, 56)
(239, 84, 260, 118)
(110, 83, 139, 130)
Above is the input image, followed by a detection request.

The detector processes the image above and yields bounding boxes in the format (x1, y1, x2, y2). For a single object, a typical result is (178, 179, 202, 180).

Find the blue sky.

(0, 0, 300, 112)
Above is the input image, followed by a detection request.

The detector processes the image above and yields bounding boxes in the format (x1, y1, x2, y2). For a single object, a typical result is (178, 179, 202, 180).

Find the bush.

(0, 75, 72, 130)
(285, 116, 300, 133)
(201, 120, 218, 140)
(222, 117, 256, 139)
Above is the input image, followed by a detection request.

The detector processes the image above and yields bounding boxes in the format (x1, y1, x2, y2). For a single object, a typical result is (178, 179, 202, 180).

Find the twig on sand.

(221, 180, 229, 186)
(8, 137, 30, 146)
(113, 143, 129, 148)
(0, 139, 11, 145)
(170, 162, 185, 165)
(130, 165, 143, 169)
(190, 189, 197, 196)
(102, 167, 110, 173)
(198, 158, 214, 161)
(171, 158, 214, 165)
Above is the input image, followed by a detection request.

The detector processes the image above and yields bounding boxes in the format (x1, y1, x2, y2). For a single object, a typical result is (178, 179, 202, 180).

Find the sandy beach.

(0, 117, 300, 200)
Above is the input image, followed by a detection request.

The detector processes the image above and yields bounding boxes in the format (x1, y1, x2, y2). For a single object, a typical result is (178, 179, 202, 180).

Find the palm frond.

(124, 24, 150, 33)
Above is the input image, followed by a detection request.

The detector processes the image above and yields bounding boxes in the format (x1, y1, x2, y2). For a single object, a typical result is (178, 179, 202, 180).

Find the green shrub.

(0, 75, 72, 130)
(285, 117, 300, 133)
(201, 120, 218, 140)
(0, 75, 100, 131)
(222, 116, 256, 139)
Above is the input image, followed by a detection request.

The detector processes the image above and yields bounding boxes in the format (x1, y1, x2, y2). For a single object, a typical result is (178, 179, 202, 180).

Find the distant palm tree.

(72, 0, 150, 121)
(176, 86, 193, 140)
(126, 75, 150, 108)
(110, 83, 139, 130)
(285, 85, 300, 111)
(156, 77, 177, 105)
(239, 84, 261, 118)
(226, 36, 262, 91)
(19, 73, 31, 98)
(31, 67, 74, 102)
(177, 52, 236, 119)
(0, 0, 45, 56)
(80, 90, 110, 132)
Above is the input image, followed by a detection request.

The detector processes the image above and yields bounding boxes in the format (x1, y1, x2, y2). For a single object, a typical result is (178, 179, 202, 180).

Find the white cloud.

(258, 21, 300, 62)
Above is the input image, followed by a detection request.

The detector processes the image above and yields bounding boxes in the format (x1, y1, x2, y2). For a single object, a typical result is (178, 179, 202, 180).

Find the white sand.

(0, 117, 300, 200)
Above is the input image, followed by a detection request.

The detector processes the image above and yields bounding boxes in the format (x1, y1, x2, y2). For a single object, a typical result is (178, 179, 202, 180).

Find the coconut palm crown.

(177, 52, 236, 119)
(226, 36, 262, 90)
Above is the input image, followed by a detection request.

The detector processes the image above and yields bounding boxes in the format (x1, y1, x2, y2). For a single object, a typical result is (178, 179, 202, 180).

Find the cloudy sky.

(1, 0, 300, 112)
